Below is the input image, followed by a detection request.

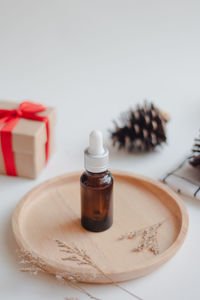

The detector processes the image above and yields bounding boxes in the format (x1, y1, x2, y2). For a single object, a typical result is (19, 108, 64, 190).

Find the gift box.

(0, 101, 56, 178)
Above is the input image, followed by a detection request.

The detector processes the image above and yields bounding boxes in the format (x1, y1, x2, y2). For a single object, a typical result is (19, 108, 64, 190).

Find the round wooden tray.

(12, 171, 188, 283)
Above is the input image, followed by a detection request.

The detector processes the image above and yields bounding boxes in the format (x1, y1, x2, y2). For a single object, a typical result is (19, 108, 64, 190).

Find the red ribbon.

(0, 101, 50, 176)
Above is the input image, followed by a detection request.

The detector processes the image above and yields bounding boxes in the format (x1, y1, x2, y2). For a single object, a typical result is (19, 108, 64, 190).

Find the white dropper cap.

(84, 130, 109, 173)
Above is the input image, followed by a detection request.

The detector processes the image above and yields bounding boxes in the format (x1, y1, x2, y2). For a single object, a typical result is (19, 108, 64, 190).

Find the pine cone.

(111, 102, 169, 152)
(189, 133, 200, 167)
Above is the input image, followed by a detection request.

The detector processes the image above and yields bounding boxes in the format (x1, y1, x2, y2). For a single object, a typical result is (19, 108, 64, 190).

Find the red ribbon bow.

(0, 101, 50, 176)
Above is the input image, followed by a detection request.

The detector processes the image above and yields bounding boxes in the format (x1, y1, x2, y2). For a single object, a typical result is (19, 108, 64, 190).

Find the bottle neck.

(84, 147, 109, 173)
(85, 169, 108, 176)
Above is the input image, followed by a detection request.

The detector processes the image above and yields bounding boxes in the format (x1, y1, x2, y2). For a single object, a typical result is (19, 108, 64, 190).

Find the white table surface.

(0, 1, 200, 299)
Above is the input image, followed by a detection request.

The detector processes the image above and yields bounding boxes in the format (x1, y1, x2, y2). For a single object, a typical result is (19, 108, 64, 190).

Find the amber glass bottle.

(80, 130, 113, 232)
(81, 170, 113, 232)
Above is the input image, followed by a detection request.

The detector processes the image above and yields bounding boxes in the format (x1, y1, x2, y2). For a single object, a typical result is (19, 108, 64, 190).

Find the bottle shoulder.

(80, 170, 113, 188)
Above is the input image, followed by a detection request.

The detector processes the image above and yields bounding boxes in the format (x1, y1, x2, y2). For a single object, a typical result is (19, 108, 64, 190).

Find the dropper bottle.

(80, 130, 113, 232)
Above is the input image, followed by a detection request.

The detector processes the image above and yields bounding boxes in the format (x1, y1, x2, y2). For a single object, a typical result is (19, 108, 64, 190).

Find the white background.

(0, 1, 200, 299)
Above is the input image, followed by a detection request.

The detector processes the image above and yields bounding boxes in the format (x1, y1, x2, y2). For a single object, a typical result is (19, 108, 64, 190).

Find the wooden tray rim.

(12, 170, 189, 282)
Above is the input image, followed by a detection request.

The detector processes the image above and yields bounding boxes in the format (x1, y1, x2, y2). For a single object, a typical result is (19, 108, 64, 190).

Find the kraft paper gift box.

(0, 101, 56, 179)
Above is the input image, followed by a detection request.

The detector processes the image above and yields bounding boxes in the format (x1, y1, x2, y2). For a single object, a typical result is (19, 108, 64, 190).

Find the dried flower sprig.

(118, 221, 165, 255)
(56, 271, 101, 300)
(56, 240, 143, 300)
(18, 248, 100, 300)
(56, 240, 95, 267)
(18, 248, 47, 275)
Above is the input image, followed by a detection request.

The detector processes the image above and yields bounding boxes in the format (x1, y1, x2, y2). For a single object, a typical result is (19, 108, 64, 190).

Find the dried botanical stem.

(118, 220, 165, 256)
(118, 220, 164, 240)
(56, 240, 143, 300)
(56, 272, 101, 300)
(132, 224, 161, 255)
(67, 280, 101, 300)
(18, 248, 100, 300)
(17, 248, 48, 275)
(93, 264, 143, 300)
(73, 285, 100, 300)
